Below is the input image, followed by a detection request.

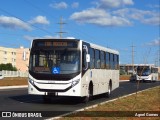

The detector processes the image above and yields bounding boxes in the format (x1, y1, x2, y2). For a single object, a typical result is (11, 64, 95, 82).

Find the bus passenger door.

(82, 45, 90, 71)
(82, 44, 92, 97)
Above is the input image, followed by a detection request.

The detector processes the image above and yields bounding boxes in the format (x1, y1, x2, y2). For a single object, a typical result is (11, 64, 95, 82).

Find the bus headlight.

(29, 78, 34, 86)
(72, 79, 80, 87)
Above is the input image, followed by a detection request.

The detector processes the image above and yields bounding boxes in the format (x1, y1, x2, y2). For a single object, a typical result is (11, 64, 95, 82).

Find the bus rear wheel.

(105, 82, 112, 98)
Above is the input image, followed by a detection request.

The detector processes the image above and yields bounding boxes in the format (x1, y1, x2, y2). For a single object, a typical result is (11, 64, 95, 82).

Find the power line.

(158, 38, 160, 67)
(1, 0, 119, 50)
(23, 0, 99, 42)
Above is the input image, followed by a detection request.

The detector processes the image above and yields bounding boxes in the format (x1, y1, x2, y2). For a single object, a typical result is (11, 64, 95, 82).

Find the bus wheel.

(83, 84, 93, 103)
(150, 77, 153, 83)
(105, 82, 112, 98)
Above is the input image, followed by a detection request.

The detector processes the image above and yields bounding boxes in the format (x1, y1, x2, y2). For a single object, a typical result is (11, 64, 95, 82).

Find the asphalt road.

(0, 81, 159, 119)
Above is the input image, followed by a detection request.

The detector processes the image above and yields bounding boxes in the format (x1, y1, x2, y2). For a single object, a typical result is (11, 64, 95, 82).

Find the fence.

(0, 70, 28, 77)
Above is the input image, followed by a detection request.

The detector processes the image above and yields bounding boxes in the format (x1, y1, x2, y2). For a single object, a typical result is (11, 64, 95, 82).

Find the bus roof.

(80, 39, 119, 55)
(31, 38, 119, 55)
(90, 43, 119, 55)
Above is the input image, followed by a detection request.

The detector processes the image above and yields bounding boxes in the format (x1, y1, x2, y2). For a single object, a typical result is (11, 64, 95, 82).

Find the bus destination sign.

(53, 42, 67, 46)
(34, 41, 78, 48)
(45, 42, 67, 47)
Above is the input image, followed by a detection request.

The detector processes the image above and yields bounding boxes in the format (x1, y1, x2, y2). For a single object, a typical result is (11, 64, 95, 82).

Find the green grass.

(60, 86, 160, 120)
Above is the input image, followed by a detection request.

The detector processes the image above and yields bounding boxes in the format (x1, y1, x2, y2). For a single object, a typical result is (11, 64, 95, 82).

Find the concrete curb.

(120, 80, 130, 82)
(0, 85, 27, 90)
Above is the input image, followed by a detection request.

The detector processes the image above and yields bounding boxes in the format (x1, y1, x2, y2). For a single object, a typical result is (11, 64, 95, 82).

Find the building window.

(12, 58, 16, 62)
(3, 58, 7, 62)
(4, 51, 7, 54)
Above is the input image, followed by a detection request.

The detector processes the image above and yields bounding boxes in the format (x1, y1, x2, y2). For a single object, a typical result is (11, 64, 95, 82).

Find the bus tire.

(83, 83, 93, 103)
(150, 77, 153, 83)
(105, 81, 112, 98)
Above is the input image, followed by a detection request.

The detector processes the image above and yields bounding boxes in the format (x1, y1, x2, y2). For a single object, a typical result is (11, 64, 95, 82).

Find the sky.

(0, 0, 159, 66)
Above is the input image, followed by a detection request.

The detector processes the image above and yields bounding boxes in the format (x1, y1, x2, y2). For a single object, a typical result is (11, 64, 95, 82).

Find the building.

(16, 46, 30, 72)
(0, 47, 17, 67)
(0, 46, 30, 72)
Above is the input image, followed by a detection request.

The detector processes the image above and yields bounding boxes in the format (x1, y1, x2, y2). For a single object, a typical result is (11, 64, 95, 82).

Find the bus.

(28, 38, 119, 102)
(136, 65, 158, 82)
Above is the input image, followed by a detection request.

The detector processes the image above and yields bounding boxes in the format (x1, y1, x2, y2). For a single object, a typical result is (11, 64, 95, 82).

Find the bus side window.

(90, 48, 95, 69)
(114, 54, 118, 70)
(95, 49, 100, 69)
(106, 52, 109, 69)
(101, 51, 105, 69)
(82, 50, 87, 69)
(110, 53, 113, 69)
(117, 55, 119, 69)
(112, 54, 116, 70)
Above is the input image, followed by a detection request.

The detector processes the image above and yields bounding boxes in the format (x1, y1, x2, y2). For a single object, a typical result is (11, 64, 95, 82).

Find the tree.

(0, 63, 17, 71)
(120, 69, 126, 75)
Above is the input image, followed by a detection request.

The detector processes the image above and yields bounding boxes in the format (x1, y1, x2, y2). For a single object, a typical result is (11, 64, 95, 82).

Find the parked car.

(0, 75, 4, 80)
(130, 74, 136, 82)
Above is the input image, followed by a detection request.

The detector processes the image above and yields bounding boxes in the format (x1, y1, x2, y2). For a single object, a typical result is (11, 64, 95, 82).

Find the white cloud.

(98, 0, 134, 9)
(70, 8, 107, 20)
(70, 8, 132, 27)
(50, 2, 68, 9)
(70, 1, 159, 27)
(113, 8, 160, 25)
(71, 2, 79, 8)
(142, 17, 159, 25)
(146, 38, 160, 46)
(147, 4, 160, 9)
(0, 15, 32, 31)
(29, 16, 50, 25)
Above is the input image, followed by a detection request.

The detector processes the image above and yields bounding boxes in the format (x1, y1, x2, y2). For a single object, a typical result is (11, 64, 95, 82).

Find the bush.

(0, 63, 17, 71)
(120, 69, 126, 75)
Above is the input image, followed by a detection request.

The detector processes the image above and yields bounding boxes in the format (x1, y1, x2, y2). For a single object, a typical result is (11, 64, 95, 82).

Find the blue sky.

(0, 0, 159, 65)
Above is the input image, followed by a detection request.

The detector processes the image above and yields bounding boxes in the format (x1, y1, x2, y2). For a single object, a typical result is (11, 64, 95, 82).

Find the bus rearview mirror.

(86, 54, 90, 62)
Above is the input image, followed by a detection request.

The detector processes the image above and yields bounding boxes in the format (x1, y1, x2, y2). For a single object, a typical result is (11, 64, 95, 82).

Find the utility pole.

(155, 59, 158, 67)
(158, 38, 160, 67)
(131, 43, 135, 74)
(57, 16, 66, 38)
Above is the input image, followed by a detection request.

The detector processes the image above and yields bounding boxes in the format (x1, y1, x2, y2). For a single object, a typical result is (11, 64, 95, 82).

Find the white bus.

(28, 38, 119, 102)
(136, 65, 158, 82)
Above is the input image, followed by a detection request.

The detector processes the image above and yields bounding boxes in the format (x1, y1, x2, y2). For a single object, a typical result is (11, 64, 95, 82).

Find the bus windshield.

(29, 49, 80, 75)
(137, 67, 151, 76)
